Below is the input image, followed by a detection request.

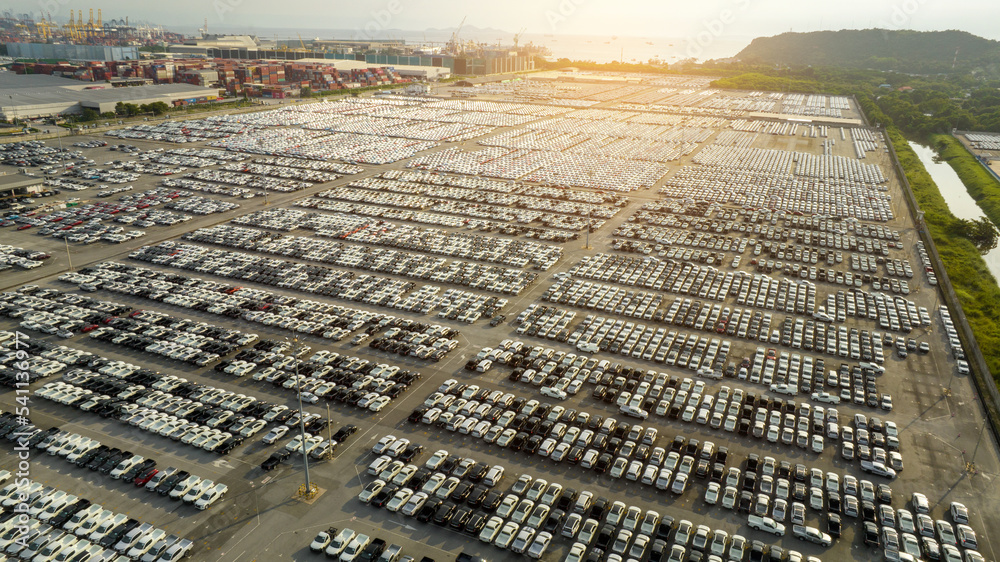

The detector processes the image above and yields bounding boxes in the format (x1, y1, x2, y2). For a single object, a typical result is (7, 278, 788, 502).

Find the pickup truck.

(791, 524, 832, 546)
(859, 460, 897, 480)
(747, 515, 786, 537)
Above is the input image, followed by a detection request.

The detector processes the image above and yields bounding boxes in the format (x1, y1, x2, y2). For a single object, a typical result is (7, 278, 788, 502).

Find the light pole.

(584, 210, 593, 250)
(287, 336, 314, 497)
(64, 237, 73, 271)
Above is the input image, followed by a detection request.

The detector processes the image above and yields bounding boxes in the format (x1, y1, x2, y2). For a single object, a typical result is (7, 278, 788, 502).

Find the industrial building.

(293, 58, 449, 81)
(0, 173, 44, 201)
(0, 73, 220, 121)
(5, 43, 140, 62)
(167, 35, 531, 76)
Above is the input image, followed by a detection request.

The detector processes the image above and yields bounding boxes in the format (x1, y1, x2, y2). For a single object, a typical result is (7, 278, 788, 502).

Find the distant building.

(0, 73, 219, 120)
(5, 43, 139, 62)
(0, 173, 44, 201)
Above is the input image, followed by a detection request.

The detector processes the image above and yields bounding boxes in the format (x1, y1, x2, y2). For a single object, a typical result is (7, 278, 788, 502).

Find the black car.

(464, 511, 487, 535)
(656, 520, 675, 541)
(99, 518, 139, 547)
(157, 471, 190, 495)
(862, 500, 877, 522)
(827, 513, 842, 538)
(828, 492, 842, 514)
(863, 521, 880, 547)
(749, 540, 766, 562)
(100, 451, 133, 475)
(466, 484, 490, 507)
(370, 485, 398, 508)
(542, 509, 566, 534)
(416, 498, 443, 523)
(480, 490, 503, 512)
(595, 524, 615, 551)
(595, 453, 612, 473)
(590, 497, 610, 521)
(357, 538, 386, 562)
(215, 436, 241, 455)
(649, 539, 668, 562)
(122, 459, 156, 482)
(75, 445, 108, 468)
(400, 444, 424, 463)
(87, 447, 120, 471)
(48, 498, 91, 527)
(449, 506, 473, 530)
(261, 450, 291, 471)
(432, 501, 457, 526)
(450, 482, 474, 503)
(524, 435, 543, 455)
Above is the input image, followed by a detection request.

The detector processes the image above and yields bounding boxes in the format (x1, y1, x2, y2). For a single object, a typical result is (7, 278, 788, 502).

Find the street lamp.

(286, 336, 314, 498)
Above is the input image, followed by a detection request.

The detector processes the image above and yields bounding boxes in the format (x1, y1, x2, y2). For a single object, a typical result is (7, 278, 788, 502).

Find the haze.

(6, 0, 1000, 44)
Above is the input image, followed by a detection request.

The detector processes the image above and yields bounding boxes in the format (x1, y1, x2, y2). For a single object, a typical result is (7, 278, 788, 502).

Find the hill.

(734, 29, 1000, 74)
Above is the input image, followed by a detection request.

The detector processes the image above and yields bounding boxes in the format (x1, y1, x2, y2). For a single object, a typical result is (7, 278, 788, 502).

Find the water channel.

(908, 142, 1000, 281)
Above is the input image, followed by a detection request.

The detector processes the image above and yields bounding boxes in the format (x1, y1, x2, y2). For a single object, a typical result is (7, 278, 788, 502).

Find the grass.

(888, 129, 1000, 379)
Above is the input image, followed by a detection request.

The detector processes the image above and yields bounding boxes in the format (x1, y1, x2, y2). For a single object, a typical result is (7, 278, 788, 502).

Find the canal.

(909, 142, 1000, 281)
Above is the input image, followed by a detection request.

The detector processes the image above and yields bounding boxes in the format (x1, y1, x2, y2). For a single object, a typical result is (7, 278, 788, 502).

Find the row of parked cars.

(488, 336, 901, 467)
(295, 193, 579, 243)
(5, 408, 229, 513)
(0, 503, 193, 562)
(186, 221, 541, 296)
(46, 370, 247, 456)
(344, 174, 619, 232)
(310, 527, 433, 562)
(251, 203, 565, 271)
(62, 261, 400, 340)
(128, 241, 507, 325)
(106, 116, 260, 143)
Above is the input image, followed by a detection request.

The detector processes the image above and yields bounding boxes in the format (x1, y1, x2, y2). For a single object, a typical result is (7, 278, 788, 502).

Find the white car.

(372, 435, 397, 455)
(195, 483, 228, 510)
(424, 449, 449, 470)
(366, 456, 392, 477)
(705, 482, 721, 505)
(385, 488, 414, 513)
(262, 425, 289, 444)
(358, 480, 386, 503)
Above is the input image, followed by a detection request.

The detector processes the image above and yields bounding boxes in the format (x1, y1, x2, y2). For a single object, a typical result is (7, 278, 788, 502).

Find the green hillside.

(735, 29, 1000, 74)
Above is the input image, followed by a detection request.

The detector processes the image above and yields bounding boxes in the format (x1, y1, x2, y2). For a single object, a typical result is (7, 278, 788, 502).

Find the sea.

(181, 26, 752, 64)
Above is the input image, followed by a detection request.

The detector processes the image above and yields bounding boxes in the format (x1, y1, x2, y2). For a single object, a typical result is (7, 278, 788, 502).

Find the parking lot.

(0, 78, 998, 562)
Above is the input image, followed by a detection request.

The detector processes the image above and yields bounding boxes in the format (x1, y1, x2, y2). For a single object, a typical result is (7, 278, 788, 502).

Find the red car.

(134, 468, 158, 486)
(16, 224, 32, 230)
(80, 324, 99, 333)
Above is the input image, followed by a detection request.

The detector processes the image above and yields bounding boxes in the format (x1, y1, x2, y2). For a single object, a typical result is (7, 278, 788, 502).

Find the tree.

(148, 102, 169, 115)
(300, 86, 311, 98)
(80, 108, 99, 122)
(953, 216, 1000, 255)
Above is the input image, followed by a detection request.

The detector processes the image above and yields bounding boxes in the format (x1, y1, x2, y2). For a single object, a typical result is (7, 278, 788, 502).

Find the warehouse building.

(0, 73, 220, 121)
(0, 173, 44, 201)
(5, 43, 140, 61)
(293, 58, 450, 81)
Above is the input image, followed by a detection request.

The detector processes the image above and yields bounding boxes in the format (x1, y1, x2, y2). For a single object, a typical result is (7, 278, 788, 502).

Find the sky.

(7, 0, 1000, 45)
